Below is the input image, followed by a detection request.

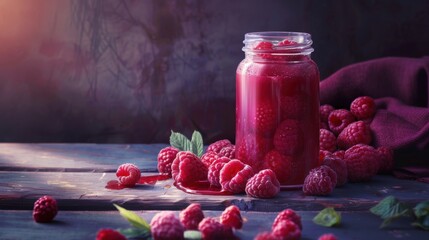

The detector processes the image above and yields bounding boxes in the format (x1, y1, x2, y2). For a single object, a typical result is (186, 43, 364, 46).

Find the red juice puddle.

(105, 180, 125, 190)
(174, 180, 234, 195)
(138, 174, 170, 184)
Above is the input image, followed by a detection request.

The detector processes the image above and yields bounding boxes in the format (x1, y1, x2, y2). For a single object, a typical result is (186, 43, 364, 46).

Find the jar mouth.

(243, 31, 314, 55)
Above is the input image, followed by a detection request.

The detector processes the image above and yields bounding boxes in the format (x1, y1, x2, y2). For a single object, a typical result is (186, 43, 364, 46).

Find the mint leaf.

(370, 196, 411, 228)
(170, 130, 194, 152)
(114, 204, 150, 231)
(191, 131, 204, 157)
(412, 200, 429, 230)
(184, 230, 203, 239)
(118, 227, 152, 239)
(313, 207, 341, 227)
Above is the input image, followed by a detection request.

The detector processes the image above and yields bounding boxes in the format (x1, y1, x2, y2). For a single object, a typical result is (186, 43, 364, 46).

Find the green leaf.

(170, 130, 194, 152)
(114, 204, 151, 231)
(313, 207, 341, 227)
(413, 200, 429, 218)
(184, 230, 203, 240)
(412, 215, 429, 231)
(370, 196, 412, 228)
(118, 227, 152, 239)
(191, 131, 204, 157)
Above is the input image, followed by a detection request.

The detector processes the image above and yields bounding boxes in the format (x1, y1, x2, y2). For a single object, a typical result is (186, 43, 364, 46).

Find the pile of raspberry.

(157, 139, 281, 199)
(304, 96, 394, 196)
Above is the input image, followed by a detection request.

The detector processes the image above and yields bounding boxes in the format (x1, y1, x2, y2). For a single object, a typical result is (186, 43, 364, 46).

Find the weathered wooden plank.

(0, 143, 166, 172)
(0, 210, 426, 240)
(1, 171, 428, 212)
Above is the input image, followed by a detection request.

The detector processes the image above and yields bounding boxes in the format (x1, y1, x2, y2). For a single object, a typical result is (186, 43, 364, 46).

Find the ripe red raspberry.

(116, 163, 141, 187)
(150, 211, 184, 240)
(218, 145, 236, 159)
(319, 129, 336, 152)
(318, 233, 338, 240)
(254, 41, 273, 50)
(33, 195, 58, 223)
(96, 229, 126, 240)
(322, 156, 348, 187)
(272, 219, 301, 240)
(263, 150, 293, 184)
(280, 95, 305, 120)
(328, 109, 355, 135)
(319, 150, 333, 164)
(254, 232, 281, 240)
(208, 157, 231, 187)
(332, 150, 345, 159)
(220, 159, 254, 193)
(236, 134, 272, 171)
(273, 120, 303, 155)
(303, 166, 337, 196)
(207, 139, 233, 154)
(179, 203, 204, 230)
(272, 209, 302, 230)
(252, 101, 278, 134)
(337, 120, 372, 149)
(245, 169, 280, 198)
(201, 151, 219, 168)
(350, 96, 376, 120)
(278, 39, 297, 46)
(220, 205, 243, 229)
(157, 146, 179, 176)
(171, 151, 207, 185)
(344, 144, 380, 182)
(377, 146, 394, 174)
(198, 217, 234, 240)
(320, 104, 335, 123)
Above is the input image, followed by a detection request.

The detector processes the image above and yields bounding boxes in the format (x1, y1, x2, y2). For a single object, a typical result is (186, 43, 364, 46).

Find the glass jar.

(235, 32, 320, 187)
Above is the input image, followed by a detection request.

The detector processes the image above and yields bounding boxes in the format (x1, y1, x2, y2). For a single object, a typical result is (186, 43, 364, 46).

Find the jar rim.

(243, 31, 313, 54)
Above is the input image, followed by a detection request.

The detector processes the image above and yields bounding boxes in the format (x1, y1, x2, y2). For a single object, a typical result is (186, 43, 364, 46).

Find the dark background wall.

(1, 0, 429, 144)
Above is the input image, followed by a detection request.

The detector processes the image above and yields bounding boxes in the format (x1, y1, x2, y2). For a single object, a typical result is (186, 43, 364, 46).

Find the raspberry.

(220, 159, 254, 193)
(116, 163, 141, 187)
(96, 229, 126, 240)
(179, 203, 204, 230)
(318, 233, 338, 240)
(332, 150, 345, 159)
(272, 209, 302, 230)
(328, 109, 355, 135)
(208, 157, 231, 187)
(254, 41, 273, 50)
(252, 101, 278, 134)
(319, 150, 333, 164)
(377, 146, 394, 174)
(171, 151, 207, 184)
(273, 120, 303, 155)
(320, 104, 335, 123)
(157, 146, 179, 176)
(350, 96, 376, 120)
(303, 166, 337, 196)
(201, 151, 219, 168)
(319, 129, 336, 152)
(263, 150, 293, 183)
(218, 145, 236, 159)
(278, 39, 297, 46)
(337, 120, 372, 149)
(33, 195, 58, 223)
(272, 220, 301, 240)
(245, 169, 280, 198)
(344, 144, 380, 182)
(220, 205, 243, 229)
(322, 156, 348, 187)
(207, 139, 232, 154)
(254, 232, 281, 240)
(236, 134, 272, 171)
(150, 211, 184, 240)
(280, 95, 305, 120)
(198, 217, 234, 240)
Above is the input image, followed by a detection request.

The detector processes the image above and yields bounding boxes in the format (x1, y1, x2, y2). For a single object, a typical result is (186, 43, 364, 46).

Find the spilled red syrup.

(105, 174, 170, 190)
(174, 180, 234, 195)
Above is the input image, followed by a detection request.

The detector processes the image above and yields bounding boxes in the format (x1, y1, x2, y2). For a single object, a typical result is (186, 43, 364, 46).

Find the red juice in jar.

(236, 32, 320, 187)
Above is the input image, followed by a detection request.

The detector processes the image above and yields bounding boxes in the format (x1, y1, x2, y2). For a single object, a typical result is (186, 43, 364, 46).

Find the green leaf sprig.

(313, 207, 341, 227)
(170, 130, 204, 157)
(114, 204, 152, 239)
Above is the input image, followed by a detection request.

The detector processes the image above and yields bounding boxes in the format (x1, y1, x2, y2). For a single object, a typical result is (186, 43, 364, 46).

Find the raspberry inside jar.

(236, 32, 320, 187)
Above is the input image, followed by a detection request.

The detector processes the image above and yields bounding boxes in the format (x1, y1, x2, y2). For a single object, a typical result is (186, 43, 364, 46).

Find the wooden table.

(0, 143, 428, 239)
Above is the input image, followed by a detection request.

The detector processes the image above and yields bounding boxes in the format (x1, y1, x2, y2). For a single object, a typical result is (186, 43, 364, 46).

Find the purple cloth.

(320, 56, 429, 179)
